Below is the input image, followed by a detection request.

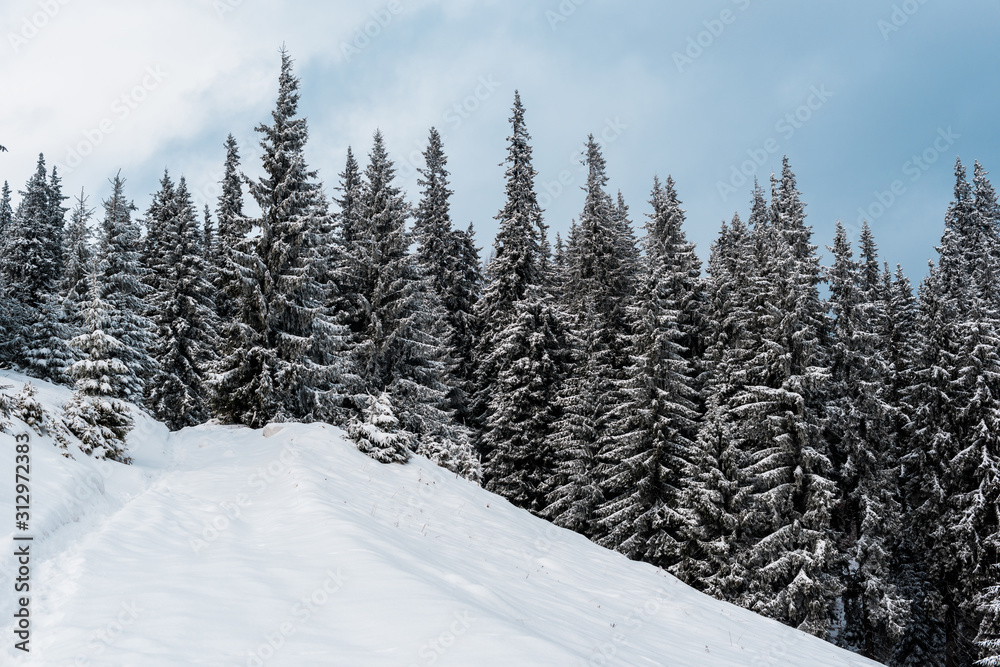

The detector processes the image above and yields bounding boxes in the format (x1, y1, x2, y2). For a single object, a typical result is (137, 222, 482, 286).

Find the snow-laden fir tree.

(826, 221, 909, 661)
(676, 212, 754, 602)
(21, 293, 75, 384)
(211, 134, 276, 428)
(355, 131, 478, 479)
(0, 181, 12, 237)
(246, 48, 332, 422)
(558, 136, 638, 541)
(903, 159, 1000, 667)
(1, 154, 58, 308)
(595, 176, 703, 570)
(63, 266, 134, 463)
(96, 172, 156, 405)
(473, 91, 548, 460)
(148, 177, 215, 430)
(413, 128, 482, 424)
(482, 289, 571, 512)
(63, 189, 94, 314)
(348, 392, 411, 464)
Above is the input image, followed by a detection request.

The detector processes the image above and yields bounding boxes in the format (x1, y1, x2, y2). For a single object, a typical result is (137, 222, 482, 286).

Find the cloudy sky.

(2, 0, 998, 277)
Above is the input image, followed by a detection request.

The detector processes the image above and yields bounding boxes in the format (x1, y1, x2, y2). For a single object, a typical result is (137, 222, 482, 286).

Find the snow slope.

(0, 372, 880, 666)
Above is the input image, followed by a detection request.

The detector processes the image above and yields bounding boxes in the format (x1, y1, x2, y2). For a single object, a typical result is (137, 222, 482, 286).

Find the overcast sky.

(2, 0, 998, 277)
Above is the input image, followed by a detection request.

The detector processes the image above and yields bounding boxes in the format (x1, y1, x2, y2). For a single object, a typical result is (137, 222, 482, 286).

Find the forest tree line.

(0, 50, 997, 667)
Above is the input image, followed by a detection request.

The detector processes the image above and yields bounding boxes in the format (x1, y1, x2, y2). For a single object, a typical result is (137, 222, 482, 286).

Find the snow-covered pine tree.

(473, 91, 548, 460)
(141, 170, 178, 315)
(1, 154, 56, 308)
(724, 165, 842, 639)
(413, 128, 482, 424)
(676, 212, 754, 602)
(63, 266, 134, 463)
(482, 289, 571, 512)
(447, 223, 483, 425)
(559, 136, 637, 541)
(148, 177, 215, 430)
(0, 181, 12, 237)
(213, 134, 250, 325)
(348, 392, 411, 464)
(355, 130, 476, 477)
(245, 47, 330, 422)
(903, 159, 1000, 667)
(211, 133, 278, 428)
(96, 172, 156, 405)
(826, 221, 909, 660)
(21, 293, 75, 384)
(595, 176, 703, 570)
(63, 189, 94, 314)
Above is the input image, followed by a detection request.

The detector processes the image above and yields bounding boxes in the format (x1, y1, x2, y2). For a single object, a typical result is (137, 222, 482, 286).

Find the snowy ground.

(0, 371, 881, 666)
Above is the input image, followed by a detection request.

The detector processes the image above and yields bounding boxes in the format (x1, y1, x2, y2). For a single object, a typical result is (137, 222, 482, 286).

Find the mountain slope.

(0, 371, 879, 666)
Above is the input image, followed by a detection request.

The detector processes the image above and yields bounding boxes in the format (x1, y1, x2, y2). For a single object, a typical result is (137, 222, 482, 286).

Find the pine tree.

(211, 133, 278, 428)
(826, 222, 909, 659)
(148, 177, 215, 430)
(63, 267, 134, 463)
(244, 47, 329, 422)
(482, 291, 570, 512)
(354, 131, 475, 475)
(348, 392, 411, 464)
(96, 172, 156, 405)
(1, 154, 56, 308)
(559, 136, 637, 541)
(0, 181, 12, 237)
(63, 189, 94, 312)
(678, 213, 754, 602)
(903, 159, 1000, 667)
(595, 176, 702, 569)
(142, 170, 179, 312)
(474, 92, 548, 461)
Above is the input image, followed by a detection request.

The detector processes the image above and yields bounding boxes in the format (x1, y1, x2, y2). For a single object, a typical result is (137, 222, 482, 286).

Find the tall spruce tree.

(595, 177, 702, 569)
(474, 91, 548, 467)
(826, 222, 909, 660)
(244, 47, 329, 422)
(63, 266, 134, 463)
(96, 172, 156, 405)
(355, 131, 477, 478)
(148, 177, 215, 429)
(904, 160, 1000, 667)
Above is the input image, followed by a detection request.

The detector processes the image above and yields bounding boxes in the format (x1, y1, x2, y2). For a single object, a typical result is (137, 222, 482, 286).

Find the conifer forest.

(2, 48, 999, 667)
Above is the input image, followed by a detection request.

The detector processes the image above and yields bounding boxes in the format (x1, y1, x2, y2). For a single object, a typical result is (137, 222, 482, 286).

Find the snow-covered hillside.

(0, 372, 880, 666)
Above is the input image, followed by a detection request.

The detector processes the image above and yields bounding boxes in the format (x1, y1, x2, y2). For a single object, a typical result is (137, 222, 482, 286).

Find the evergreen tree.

(0, 181, 12, 237)
(355, 131, 476, 477)
(96, 172, 156, 404)
(904, 159, 1000, 667)
(63, 189, 94, 311)
(244, 47, 329, 421)
(348, 392, 411, 464)
(1, 154, 56, 308)
(482, 291, 570, 511)
(148, 177, 215, 430)
(678, 213, 754, 602)
(595, 176, 702, 569)
(211, 133, 277, 428)
(474, 91, 547, 461)
(826, 222, 909, 659)
(979, 576, 1000, 666)
(63, 267, 134, 463)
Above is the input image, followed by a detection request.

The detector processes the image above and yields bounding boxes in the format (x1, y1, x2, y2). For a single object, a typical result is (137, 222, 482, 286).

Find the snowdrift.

(0, 371, 881, 665)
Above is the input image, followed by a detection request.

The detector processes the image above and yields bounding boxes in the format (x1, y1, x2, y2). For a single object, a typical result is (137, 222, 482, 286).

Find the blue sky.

(2, 0, 998, 278)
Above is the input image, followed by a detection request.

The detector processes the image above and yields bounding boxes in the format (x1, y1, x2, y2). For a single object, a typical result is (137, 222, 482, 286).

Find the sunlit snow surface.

(0, 371, 880, 666)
